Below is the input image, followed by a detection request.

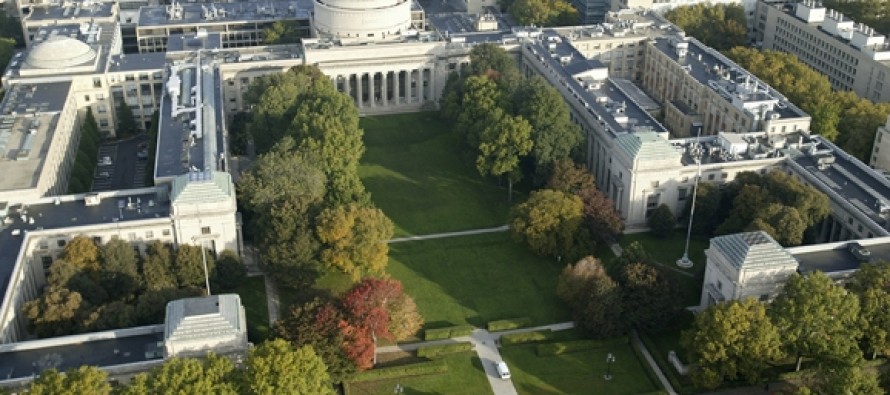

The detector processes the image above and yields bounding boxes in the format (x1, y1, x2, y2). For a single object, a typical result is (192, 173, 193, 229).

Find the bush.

(416, 342, 473, 358)
(535, 336, 628, 356)
(647, 204, 676, 238)
(424, 325, 475, 340)
(487, 317, 532, 332)
(350, 359, 448, 382)
(500, 330, 554, 346)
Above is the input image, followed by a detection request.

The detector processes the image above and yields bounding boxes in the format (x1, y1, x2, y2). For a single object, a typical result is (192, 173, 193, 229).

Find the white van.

(496, 361, 511, 380)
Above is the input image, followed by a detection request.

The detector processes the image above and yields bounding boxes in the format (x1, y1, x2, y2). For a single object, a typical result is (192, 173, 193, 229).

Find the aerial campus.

(0, 0, 889, 392)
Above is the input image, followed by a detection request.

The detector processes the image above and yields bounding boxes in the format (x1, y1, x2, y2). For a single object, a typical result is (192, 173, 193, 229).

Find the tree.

(134, 287, 203, 325)
(573, 273, 624, 339)
(811, 365, 885, 395)
(136, 354, 237, 394)
(513, 78, 582, 180)
(770, 272, 863, 371)
(578, 186, 624, 242)
(213, 250, 247, 292)
(475, 110, 533, 200)
(240, 340, 336, 395)
(315, 204, 394, 280)
(546, 159, 595, 195)
(100, 238, 140, 300)
(647, 204, 676, 237)
(0, 37, 15, 81)
(556, 256, 608, 304)
(746, 203, 807, 246)
(262, 21, 305, 44)
(509, 0, 577, 26)
(439, 72, 463, 121)
(681, 299, 784, 389)
(273, 299, 357, 383)
(619, 263, 683, 333)
(687, 182, 725, 236)
(613, 240, 649, 267)
(340, 278, 422, 342)
(664, 4, 748, 51)
(456, 75, 504, 150)
(386, 293, 424, 341)
(29, 366, 111, 395)
(23, 286, 87, 338)
(62, 236, 101, 272)
(142, 241, 177, 291)
(115, 101, 139, 137)
(173, 245, 215, 290)
(510, 189, 584, 258)
(81, 300, 135, 331)
(847, 262, 890, 359)
(468, 43, 519, 82)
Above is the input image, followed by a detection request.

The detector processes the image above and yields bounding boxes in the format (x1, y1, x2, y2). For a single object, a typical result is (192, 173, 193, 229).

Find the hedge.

(424, 325, 475, 340)
(350, 359, 448, 382)
(487, 317, 532, 332)
(500, 330, 553, 346)
(535, 336, 628, 356)
(416, 342, 473, 358)
(639, 332, 697, 395)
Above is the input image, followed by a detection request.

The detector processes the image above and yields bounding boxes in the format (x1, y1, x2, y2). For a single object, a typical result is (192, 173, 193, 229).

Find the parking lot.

(91, 135, 150, 192)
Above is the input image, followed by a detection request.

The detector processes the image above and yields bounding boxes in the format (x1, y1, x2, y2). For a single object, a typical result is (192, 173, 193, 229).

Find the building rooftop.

(778, 1, 890, 60)
(652, 35, 808, 124)
(0, 332, 163, 381)
(790, 236, 890, 274)
(137, 0, 311, 28)
(25, 1, 116, 22)
(108, 52, 167, 73)
(4, 23, 116, 79)
(711, 231, 799, 270)
(164, 294, 244, 344)
(0, 82, 72, 192)
(0, 189, 172, 304)
(669, 130, 805, 166)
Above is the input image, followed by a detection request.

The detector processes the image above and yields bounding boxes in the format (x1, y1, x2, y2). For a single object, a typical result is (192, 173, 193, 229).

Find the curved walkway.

(387, 225, 509, 243)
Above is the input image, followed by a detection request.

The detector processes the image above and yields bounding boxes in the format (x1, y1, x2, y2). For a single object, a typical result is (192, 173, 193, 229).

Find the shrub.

(350, 360, 448, 382)
(416, 342, 473, 358)
(424, 325, 475, 340)
(487, 317, 532, 332)
(535, 336, 628, 356)
(500, 330, 553, 346)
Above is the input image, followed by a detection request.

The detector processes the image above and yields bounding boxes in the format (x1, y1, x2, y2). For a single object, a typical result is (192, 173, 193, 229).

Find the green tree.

(315, 203, 394, 281)
(509, 0, 578, 27)
(847, 262, 890, 359)
(619, 263, 683, 333)
(647, 203, 676, 238)
(23, 286, 87, 338)
(664, 4, 748, 51)
(476, 110, 534, 200)
(456, 75, 504, 150)
(514, 78, 582, 180)
(134, 287, 203, 325)
(173, 245, 216, 290)
(273, 299, 357, 383)
(261, 20, 305, 44)
(546, 159, 595, 195)
(240, 339, 336, 395)
(573, 272, 624, 339)
(439, 72, 464, 121)
(213, 250, 247, 292)
(82, 300, 135, 331)
(62, 236, 101, 272)
(510, 189, 584, 258)
(29, 366, 111, 395)
(770, 272, 863, 371)
(681, 299, 784, 389)
(135, 354, 237, 394)
(468, 43, 519, 82)
(0, 37, 14, 78)
(812, 365, 885, 395)
(100, 238, 140, 300)
(556, 256, 608, 304)
(115, 101, 139, 137)
(687, 182, 725, 236)
(142, 241, 177, 291)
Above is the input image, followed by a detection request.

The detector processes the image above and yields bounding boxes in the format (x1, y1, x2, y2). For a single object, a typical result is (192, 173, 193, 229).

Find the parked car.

(99, 156, 113, 166)
(495, 361, 511, 380)
(96, 171, 111, 179)
(849, 242, 871, 262)
(137, 149, 148, 160)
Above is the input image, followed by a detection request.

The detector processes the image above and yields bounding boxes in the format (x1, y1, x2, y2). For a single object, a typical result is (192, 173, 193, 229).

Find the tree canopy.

(509, 189, 585, 259)
(29, 366, 111, 395)
(240, 339, 336, 395)
(664, 4, 748, 51)
(316, 203, 393, 280)
(847, 262, 890, 359)
(508, 0, 578, 27)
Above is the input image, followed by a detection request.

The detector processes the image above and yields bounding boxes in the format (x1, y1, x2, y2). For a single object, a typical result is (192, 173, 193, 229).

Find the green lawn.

(388, 232, 571, 329)
(500, 343, 661, 395)
(344, 352, 493, 395)
(359, 112, 511, 237)
(620, 232, 708, 306)
(234, 276, 270, 342)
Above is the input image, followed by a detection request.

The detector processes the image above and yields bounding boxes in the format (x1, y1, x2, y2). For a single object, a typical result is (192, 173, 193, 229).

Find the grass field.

(344, 352, 493, 395)
(500, 342, 661, 395)
(387, 232, 572, 328)
(359, 112, 511, 237)
(234, 275, 270, 342)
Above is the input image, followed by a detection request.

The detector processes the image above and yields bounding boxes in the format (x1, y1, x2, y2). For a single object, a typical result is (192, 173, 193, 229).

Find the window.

(201, 226, 211, 235)
(849, 217, 854, 225)
(162, 229, 171, 236)
(759, 294, 769, 302)
(133, 246, 141, 255)
(97, 104, 107, 114)
(93, 77, 102, 88)
(57, 239, 66, 247)
(708, 174, 716, 181)
(96, 93, 105, 100)
(678, 188, 688, 201)
(38, 241, 48, 250)
(41, 256, 53, 270)
(99, 119, 109, 128)
(125, 74, 135, 81)
(717, 280, 723, 290)
(84, 95, 90, 102)
(129, 232, 137, 241)
(651, 181, 659, 188)
(146, 231, 154, 239)
(93, 236, 102, 244)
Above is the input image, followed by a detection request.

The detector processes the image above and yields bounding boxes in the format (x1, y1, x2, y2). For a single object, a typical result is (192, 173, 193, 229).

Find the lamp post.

(191, 236, 212, 296)
(677, 125, 703, 269)
(604, 352, 615, 381)
(394, 383, 404, 394)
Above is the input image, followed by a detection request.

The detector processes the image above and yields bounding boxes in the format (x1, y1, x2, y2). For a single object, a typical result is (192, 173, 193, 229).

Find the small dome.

(25, 36, 96, 69)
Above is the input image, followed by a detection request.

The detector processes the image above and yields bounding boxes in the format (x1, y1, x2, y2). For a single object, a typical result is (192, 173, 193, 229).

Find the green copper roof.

(170, 171, 234, 205)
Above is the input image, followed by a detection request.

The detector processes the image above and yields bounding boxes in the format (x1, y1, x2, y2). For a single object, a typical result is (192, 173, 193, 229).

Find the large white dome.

(25, 36, 97, 69)
(314, 0, 412, 39)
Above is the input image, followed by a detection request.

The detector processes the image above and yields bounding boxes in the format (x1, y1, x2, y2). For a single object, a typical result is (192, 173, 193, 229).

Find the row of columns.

(819, 214, 854, 243)
(334, 68, 435, 109)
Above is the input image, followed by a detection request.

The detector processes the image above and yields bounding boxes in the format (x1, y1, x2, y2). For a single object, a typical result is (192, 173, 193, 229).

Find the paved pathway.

(388, 225, 509, 243)
(631, 330, 678, 395)
(264, 275, 281, 325)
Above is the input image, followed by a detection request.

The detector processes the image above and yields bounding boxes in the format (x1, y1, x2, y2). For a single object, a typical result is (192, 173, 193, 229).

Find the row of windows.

(37, 229, 174, 251)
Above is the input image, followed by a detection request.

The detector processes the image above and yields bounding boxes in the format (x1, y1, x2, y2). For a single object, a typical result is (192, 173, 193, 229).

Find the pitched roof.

(614, 131, 681, 162)
(711, 231, 799, 270)
(170, 171, 233, 205)
(164, 294, 244, 343)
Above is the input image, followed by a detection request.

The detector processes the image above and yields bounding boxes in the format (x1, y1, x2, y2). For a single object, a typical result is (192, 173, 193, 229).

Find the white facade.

(871, 116, 890, 173)
(313, 0, 412, 39)
(164, 294, 247, 358)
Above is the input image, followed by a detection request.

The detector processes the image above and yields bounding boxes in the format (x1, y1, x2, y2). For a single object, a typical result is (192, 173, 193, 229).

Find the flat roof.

(25, 1, 116, 22)
(0, 332, 163, 380)
(0, 82, 72, 192)
(0, 189, 172, 304)
(793, 241, 890, 273)
(137, 0, 311, 28)
(108, 53, 167, 73)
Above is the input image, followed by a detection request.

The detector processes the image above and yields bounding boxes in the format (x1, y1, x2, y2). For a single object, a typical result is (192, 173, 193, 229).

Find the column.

(356, 73, 364, 108)
(369, 72, 376, 108)
(394, 70, 401, 105)
(429, 67, 436, 103)
(413, 69, 420, 102)
(829, 218, 838, 242)
(381, 72, 388, 108)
